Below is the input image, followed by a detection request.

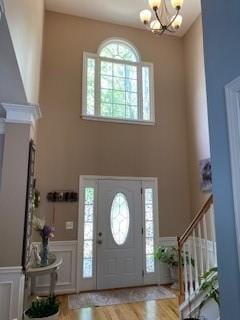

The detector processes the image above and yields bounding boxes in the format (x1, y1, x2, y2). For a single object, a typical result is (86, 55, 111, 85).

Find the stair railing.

(177, 195, 217, 304)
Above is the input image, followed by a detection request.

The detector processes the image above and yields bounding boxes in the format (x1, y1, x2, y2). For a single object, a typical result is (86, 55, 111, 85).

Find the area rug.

(68, 286, 176, 309)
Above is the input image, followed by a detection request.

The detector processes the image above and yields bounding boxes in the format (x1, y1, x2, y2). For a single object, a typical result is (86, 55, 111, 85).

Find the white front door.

(96, 180, 143, 289)
(78, 176, 159, 292)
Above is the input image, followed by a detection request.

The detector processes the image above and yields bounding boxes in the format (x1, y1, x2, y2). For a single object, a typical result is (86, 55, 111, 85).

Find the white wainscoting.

(34, 241, 77, 295)
(0, 266, 24, 320)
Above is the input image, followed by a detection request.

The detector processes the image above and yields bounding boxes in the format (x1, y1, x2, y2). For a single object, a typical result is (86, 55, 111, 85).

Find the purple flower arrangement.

(32, 216, 55, 266)
(32, 216, 55, 240)
(40, 224, 55, 240)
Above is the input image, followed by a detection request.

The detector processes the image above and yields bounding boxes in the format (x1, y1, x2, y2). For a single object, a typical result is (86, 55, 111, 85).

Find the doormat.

(68, 286, 176, 309)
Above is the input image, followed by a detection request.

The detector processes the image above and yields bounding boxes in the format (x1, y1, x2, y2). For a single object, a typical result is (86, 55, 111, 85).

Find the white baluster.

(183, 242, 189, 301)
(192, 228, 199, 290)
(203, 214, 209, 270)
(187, 239, 194, 296)
(197, 222, 204, 279)
(210, 204, 217, 267)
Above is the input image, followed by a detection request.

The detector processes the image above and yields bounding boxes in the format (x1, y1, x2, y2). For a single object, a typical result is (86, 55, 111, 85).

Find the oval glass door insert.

(110, 193, 130, 245)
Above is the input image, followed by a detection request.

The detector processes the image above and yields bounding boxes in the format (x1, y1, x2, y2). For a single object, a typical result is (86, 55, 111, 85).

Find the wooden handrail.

(178, 194, 213, 248)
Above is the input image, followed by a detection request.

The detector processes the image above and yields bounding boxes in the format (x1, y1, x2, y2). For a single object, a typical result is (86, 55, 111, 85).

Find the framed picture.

(200, 158, 212, 193)
(22, 140, 36, 271)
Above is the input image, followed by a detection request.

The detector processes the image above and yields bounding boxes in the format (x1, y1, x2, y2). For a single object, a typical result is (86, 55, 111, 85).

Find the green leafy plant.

(33, 190, 41, 210)
(155, 246, 194, 267)
(25, 295, 60, 318)
(199, 267, 220, 311)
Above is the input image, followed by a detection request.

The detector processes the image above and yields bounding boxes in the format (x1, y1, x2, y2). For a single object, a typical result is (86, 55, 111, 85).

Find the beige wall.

(0, 123, 31, 267)
(183, 16, 210, 216)
(36, 11, 191, 241)
(3, 0, 44, 103)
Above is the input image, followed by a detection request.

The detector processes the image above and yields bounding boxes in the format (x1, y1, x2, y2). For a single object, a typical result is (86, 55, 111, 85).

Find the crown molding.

(0, 118, 5, 134)
(1, 103, 42, 125)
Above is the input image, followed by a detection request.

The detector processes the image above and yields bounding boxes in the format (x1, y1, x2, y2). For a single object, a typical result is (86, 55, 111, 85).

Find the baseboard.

(0, 266, 24, 320)
(33, 241, 78, 295)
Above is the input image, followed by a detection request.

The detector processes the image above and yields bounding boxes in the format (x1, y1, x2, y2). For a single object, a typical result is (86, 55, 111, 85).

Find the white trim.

(2, 103, 42, 125)
(225, 76, 240, 271)
(0, 266, 22, 274)
(33, 241, 77, 295)
(0, 118, 5, 134)
(0, 266, 24, 320)
(159, 237, 177, 247)
(82, 115, 155, 126)
(77, 175, 159, 292)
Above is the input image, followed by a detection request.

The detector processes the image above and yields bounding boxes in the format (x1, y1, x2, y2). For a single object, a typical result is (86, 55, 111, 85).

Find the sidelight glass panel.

(83, 187, 95, 278)
(110, 193, 130, 245)
(142, 66, 151, 121)
(144, 188, 155, 273)
(86, 58, 96, 116)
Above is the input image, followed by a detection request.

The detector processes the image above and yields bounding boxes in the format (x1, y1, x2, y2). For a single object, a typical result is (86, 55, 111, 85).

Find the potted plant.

(198, 267, 219, 318)
(182, 268, 219, 320)
(24, 295, 60, 319)
(155, 246, 194, 289)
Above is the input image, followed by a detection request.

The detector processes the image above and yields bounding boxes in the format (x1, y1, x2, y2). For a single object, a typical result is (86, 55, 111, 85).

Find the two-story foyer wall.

(36, 11, 191, 241)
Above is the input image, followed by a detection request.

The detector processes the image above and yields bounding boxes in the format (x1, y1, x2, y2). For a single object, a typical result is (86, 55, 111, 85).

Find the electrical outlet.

(65, 221, 74, 230)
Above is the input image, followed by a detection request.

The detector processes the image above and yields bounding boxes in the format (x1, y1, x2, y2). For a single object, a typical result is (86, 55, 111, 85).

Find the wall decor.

(22, 140, 36, 271)
(47, 191, 78, 203)
(200, 158, 212, 192)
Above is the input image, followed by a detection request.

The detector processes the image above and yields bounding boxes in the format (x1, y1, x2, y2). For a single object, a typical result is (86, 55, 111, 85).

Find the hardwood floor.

(58, 295, 179, 320)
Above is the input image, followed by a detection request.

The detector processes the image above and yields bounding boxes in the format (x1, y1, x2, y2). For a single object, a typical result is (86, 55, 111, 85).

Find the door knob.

(97, 239, 102, 244)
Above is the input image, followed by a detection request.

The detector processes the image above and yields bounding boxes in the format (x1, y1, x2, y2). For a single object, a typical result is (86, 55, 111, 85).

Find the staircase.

(177, 195, 220, 319)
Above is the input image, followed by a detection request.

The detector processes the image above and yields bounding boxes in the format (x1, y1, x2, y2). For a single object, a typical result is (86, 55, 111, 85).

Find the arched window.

(82, 38, 155, 124)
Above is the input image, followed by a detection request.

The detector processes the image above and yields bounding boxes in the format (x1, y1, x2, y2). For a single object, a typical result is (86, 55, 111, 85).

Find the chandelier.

(140, 0, 184, 35)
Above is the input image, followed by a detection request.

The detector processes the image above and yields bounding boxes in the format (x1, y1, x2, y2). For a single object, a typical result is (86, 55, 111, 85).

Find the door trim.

(225, 77, 240, 271)
(76, 176, 160, 292)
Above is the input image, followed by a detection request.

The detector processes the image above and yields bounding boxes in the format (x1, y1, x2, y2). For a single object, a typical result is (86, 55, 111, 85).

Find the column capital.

(1, 103, 42, 125)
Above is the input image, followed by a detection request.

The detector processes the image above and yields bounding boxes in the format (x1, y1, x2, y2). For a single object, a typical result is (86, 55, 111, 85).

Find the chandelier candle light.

(140, 0, 184, 35)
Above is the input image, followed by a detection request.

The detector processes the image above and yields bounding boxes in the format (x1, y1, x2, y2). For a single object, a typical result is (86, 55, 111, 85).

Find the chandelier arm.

(154, 8, 164, 28)
(166, 8, 180, 29)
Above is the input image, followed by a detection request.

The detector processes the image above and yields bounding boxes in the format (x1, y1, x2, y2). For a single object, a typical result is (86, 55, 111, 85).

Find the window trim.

(82, 47, 155, 125)
(97, 37, 141, 62)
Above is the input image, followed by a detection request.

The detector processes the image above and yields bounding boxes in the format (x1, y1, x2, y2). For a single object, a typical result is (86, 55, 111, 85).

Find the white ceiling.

(45, 0, 201, 37)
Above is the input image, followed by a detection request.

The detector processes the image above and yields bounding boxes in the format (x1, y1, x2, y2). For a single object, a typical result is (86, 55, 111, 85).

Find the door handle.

(97, 232, 103, 244)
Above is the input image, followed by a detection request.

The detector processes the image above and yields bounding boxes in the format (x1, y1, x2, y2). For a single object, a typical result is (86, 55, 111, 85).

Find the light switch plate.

(65, 221, 74, 230)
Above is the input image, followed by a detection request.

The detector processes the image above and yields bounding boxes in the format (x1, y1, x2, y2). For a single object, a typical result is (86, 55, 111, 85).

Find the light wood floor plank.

(58, 296, 179, 320)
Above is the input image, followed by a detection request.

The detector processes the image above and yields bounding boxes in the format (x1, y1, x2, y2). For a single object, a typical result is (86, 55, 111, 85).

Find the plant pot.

(24, 310, 59, 320)
(169, 265, 179, 289)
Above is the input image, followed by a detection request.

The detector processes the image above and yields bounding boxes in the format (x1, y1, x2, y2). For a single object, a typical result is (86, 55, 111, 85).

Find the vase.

(169, 265, 179, 290)
(41, 237, 49, 266)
